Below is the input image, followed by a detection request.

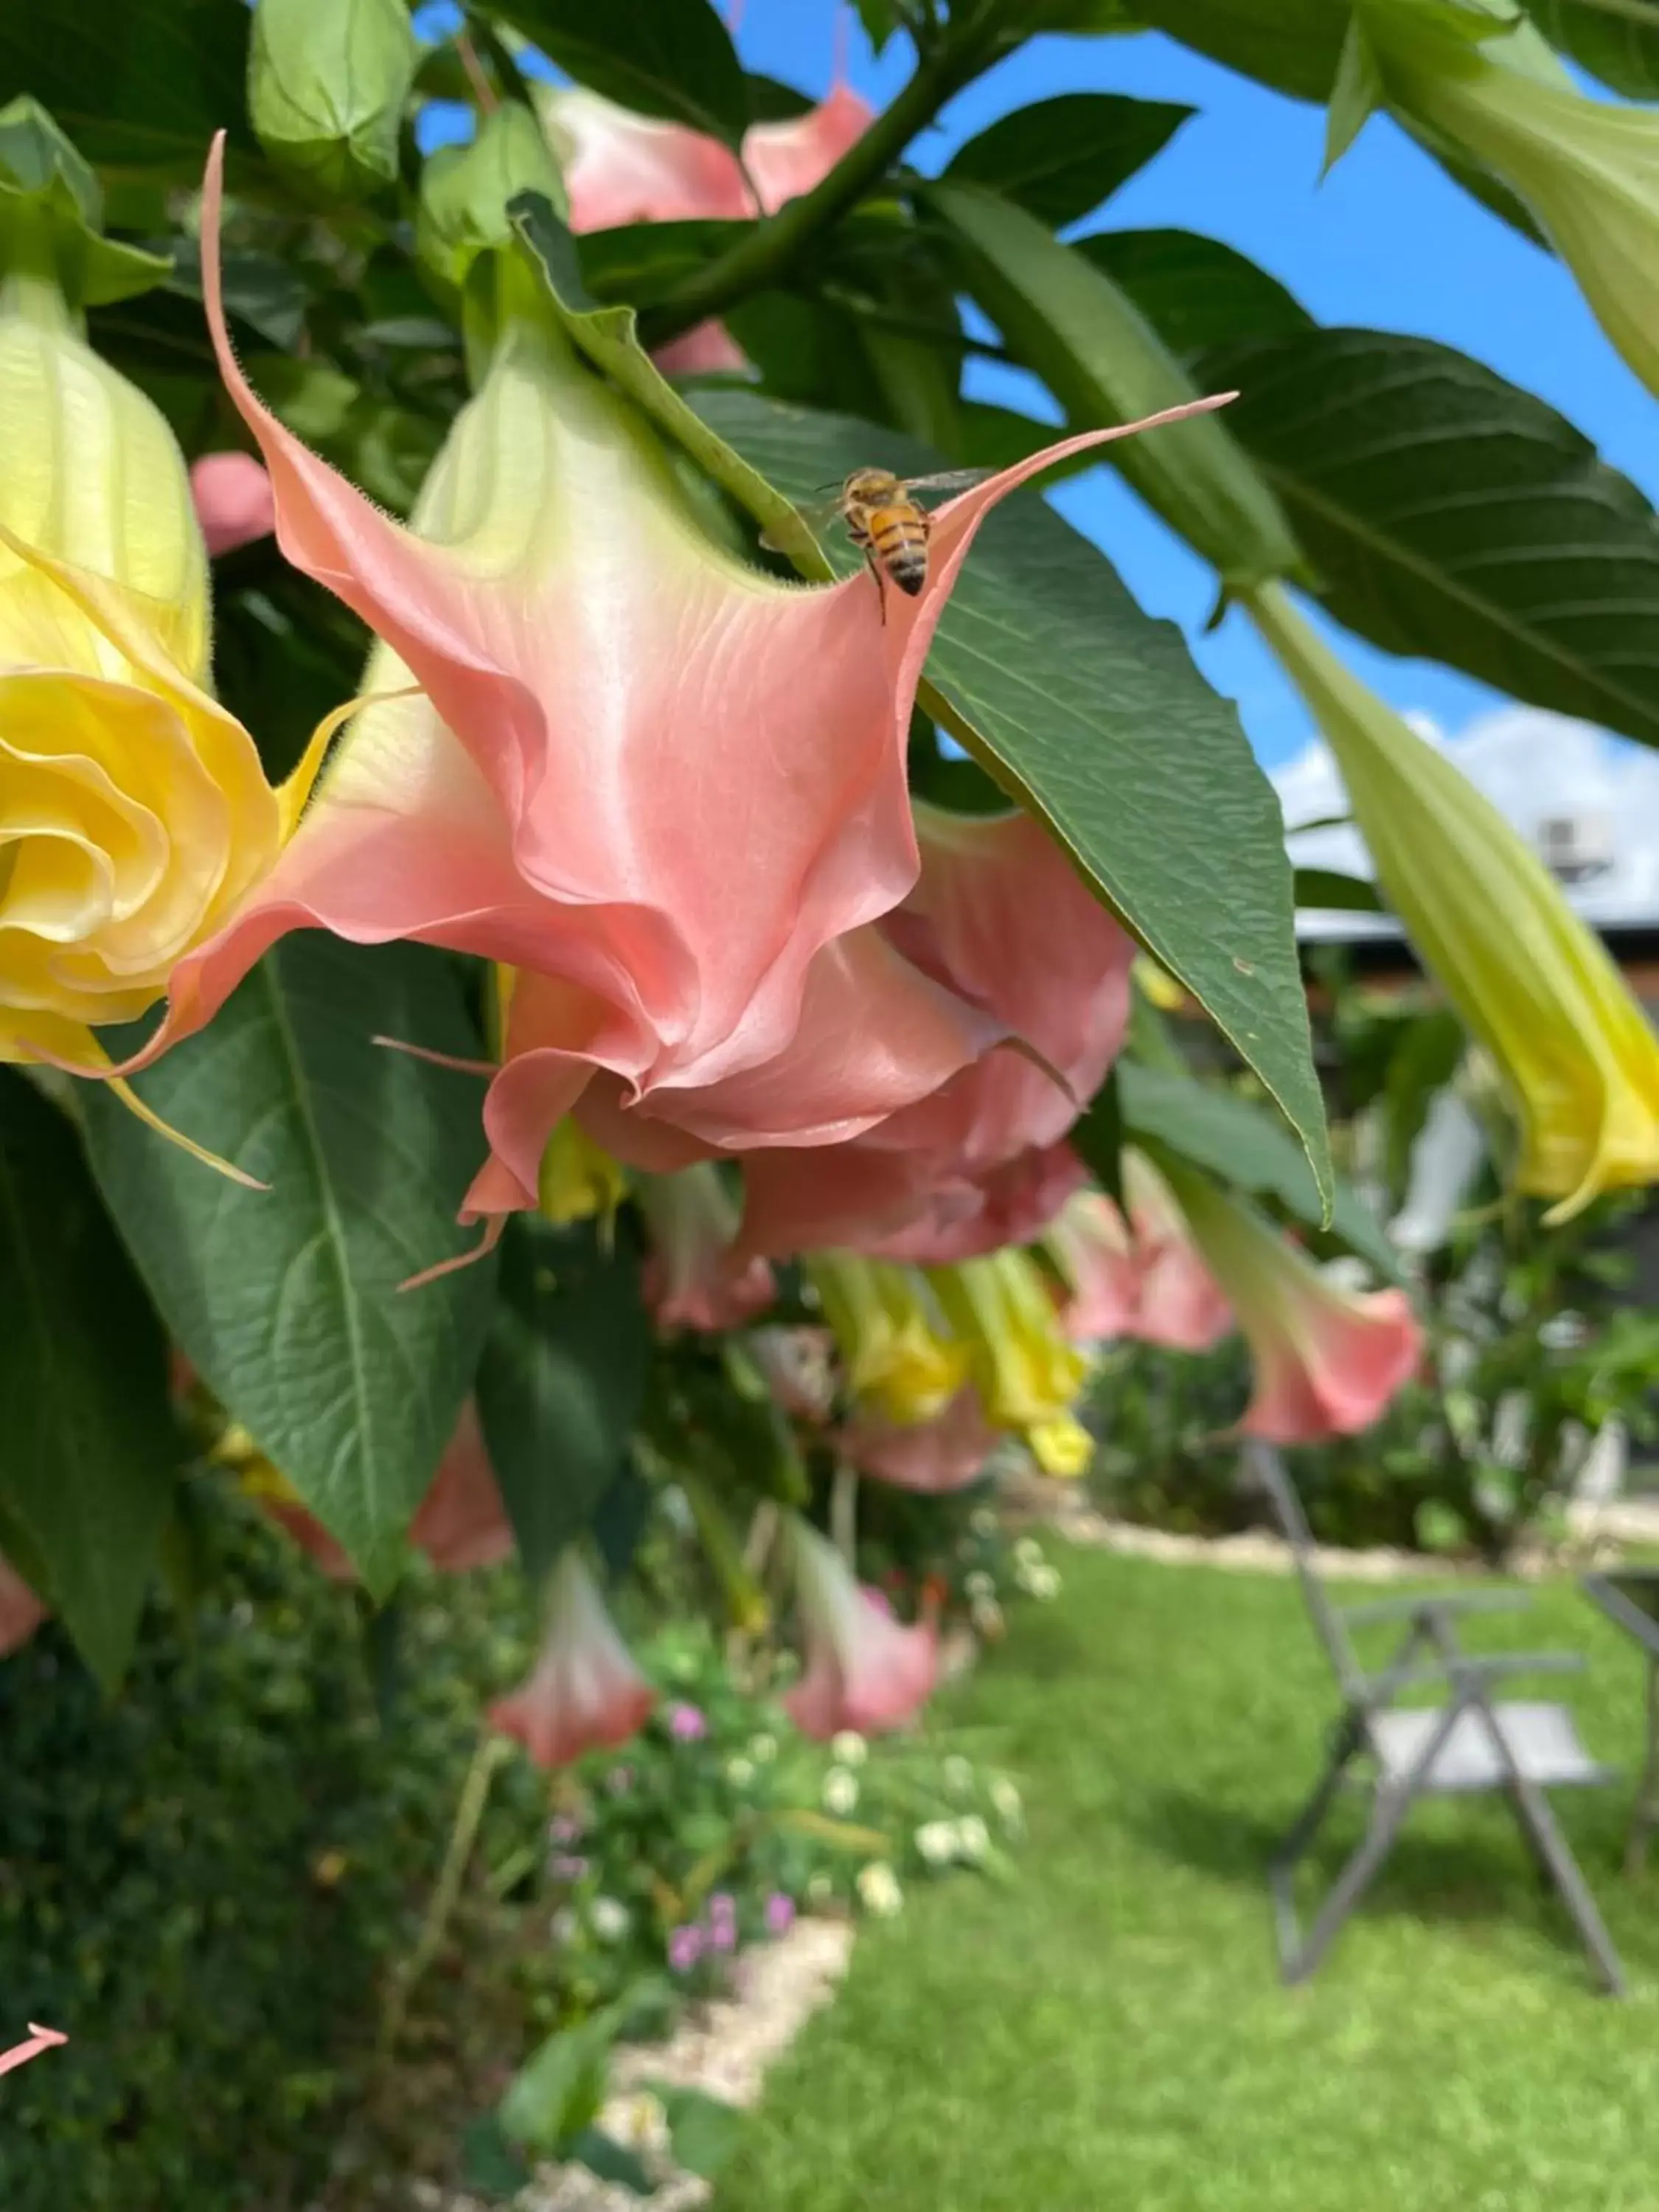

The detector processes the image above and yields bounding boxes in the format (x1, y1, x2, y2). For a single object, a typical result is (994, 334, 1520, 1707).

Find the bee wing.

(758, 490, 846, 552)
(899, 467, 994, 504)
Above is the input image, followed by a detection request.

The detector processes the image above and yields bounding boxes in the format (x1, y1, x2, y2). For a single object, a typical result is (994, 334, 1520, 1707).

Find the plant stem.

(639, 18, 1004, 347)
(378, 1731, 512, 2059)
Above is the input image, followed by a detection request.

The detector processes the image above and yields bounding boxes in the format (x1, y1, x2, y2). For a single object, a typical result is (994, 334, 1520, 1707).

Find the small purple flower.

(765, 1892, 796, 1938)
(668, 1703, 709, 1742)
(709, 1891, 737, 1927)
(550, 1854, 589, 1880)
(707, 1916, 737, 1954)
(549, 1814, 585, 1845)
(667, 1923, 704, 1972)
(605, 1765, 634, 1795)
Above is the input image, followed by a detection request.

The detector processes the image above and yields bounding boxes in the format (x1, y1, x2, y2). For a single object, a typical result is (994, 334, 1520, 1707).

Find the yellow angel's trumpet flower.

(1250, 580, 1659, 1217)
(927, 1248, 1094, 1477)
(805, 1253, 968, 1427)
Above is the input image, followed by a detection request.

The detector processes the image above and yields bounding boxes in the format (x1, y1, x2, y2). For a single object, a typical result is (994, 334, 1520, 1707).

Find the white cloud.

(1273, 704, 1659, 931)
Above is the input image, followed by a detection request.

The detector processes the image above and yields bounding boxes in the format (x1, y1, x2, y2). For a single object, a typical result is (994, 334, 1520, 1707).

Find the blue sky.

(421, 3, 1657, 771)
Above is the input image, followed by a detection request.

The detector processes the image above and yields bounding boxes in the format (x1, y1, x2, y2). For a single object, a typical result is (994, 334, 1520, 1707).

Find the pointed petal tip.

(398, 1214, 504, 1293)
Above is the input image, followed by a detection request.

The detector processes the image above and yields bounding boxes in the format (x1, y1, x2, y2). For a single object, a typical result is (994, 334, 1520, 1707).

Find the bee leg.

(863, 549, 888, 627)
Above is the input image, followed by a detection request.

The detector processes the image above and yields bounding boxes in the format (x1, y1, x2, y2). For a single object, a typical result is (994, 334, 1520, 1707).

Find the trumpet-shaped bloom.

(0, 275, 293, 1076)
(927, 1249, 1090, 1433)
(806, 1253, 967, 1425)
(784, 1517, 936, 1740)
(740, 806, 1135, 1261)
(841, 1385, 1000, 1493)
(1161, 1157, 1421, 1443)
(490, 1545, 656, 1768)
(111, 145, 1222, 1245)
(189, 451, 276, 557)
(0, 1553, 48, 1657)
(1251, 580, 1659, 1217)
(1364, 2, 1659, 400)
(639, 1162, 776, 1330)
(1045, 1154, 1234, 1351)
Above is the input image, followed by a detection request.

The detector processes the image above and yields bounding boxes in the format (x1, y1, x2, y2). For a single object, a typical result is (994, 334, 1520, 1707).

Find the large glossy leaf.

(489, 0, 749, 147)
(1201, 326, 1659, 751)
(1523, 0, 1659, 96)
(0, 1070, 178, 1685)
(691, 386, 1331, 1209)
(1072, 229, 1312, 362)
(943, 93, 1193, 230)
(1130, 0, 1345, 98)
(0, 0, 256, 174)
(475, 1215, 650, 1585)
(1114, 1061, 1402, 1281)
(80, 939, 498, 1591)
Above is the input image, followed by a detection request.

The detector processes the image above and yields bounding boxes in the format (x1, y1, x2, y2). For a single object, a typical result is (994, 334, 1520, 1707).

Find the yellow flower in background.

(927, 1249, 1091, 1441)
(537, 1114, 627, 1227)
(1025, 1414, 1094, 1480)
(805, 1254, 968, 1427)
(0, 242, 313, 1106)
(1249, 580, 1659, 1217)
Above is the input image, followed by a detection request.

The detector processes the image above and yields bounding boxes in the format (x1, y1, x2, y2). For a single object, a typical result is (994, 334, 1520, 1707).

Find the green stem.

(377, 1731, 511, 2059)
(639, 17, 1006, 347)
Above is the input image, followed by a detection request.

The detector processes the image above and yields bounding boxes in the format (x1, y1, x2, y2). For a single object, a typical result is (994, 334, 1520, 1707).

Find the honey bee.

(764, 466, 990, 621)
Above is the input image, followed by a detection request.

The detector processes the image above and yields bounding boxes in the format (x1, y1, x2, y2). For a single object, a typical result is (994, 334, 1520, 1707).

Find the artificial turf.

(720, 1545, 1659, 2211)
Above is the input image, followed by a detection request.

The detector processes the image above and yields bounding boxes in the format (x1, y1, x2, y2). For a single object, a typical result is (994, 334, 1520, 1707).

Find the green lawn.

(720, 1547, 1659, 2212)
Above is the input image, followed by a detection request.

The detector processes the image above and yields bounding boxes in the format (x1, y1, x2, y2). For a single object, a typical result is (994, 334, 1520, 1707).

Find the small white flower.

(748, 1731, 778, 1763)
(1014, 1535, 1044, 1567)
(857, 1862, 903, 1917)
(806, 1871, 834, 1906)
(990, 1776, 1023, 1830)
(964, 1568, 995, 1599)
(823, 1766, 860, 1815)
(954, 1815, 991, 1861)
(549, 1907, 577, 1945)
(726, 1756, 756, 1788)
(969, 1506, 998, 1537)
(1028, 1565, 1062, 1601)
(588, 1894, 630, 1943)
(610, 2090, 667, 2151)
(831, 1730, 868, 1768)
(970, 1595, 1005, 1638)
(942, 1754, 974, 1798)
(915, 1820, 957, 1865)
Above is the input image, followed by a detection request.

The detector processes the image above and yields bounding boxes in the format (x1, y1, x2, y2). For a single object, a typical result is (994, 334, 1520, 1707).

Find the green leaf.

(1202, 326, 1659, 751)
(80, 939, 498, 1592)
(1071, 229, 1312, 361)
(929, 177, 1306, 591)
(851, 0, 904, 53)
(746, 72, 813, 122)
(476, 1215, 650, 1584)
(567, 2129, 655, 2193)
(943, 92, 1192, 230)
(1295, 866, 1383, 913)
(690, 386, 1331, 1210)
(500, 2006, 627, 2155)
(0, 1069, 177, 1686)
(0, 0, 257, 175)
(491, 0, 750, 147)
(459, 2115, 532, 2201)
(1523, 0, 1659, 97)
(1128, 0, 1347, 100)
(1119, 1061, 1399, 1279)
(646, 2083, 745, 2180)
(1071, 1068, 1127, 1210)
(578, 217, 754, 308)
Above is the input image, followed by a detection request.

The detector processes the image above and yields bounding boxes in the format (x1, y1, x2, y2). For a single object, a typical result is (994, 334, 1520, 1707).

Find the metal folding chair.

(1244, 1444, 1626, 1996)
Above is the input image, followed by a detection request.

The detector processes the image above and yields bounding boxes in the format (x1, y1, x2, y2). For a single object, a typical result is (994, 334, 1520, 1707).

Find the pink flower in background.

(189, 451, 275, 556)
(784, 1518, 937, 1740)
(840, 1386, 1000, 1494)
(490, 1547, 655, 1768)
(0, 1556, 49, 1659)
(1044, 1154, 1234, 1353)
(765, 1891, 796, 1936)
(1164, 1166, 1422, 1443)
(743, 80, 872, 210)
(639, 1164, 776, 1332)
(0, 2024, 66, 2079)
(740, 808, 1135, 1263)
(667, 1923, 704, 1972)
(648, 319, 750, 378)
(668, 1701, 709, 1741)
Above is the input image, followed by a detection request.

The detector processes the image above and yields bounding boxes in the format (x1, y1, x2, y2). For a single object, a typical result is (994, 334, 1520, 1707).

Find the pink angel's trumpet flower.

(841, 1385, 1001, 1495)
(742, 806, 1134, 1262)
(1044, 1152, 1234, 1352)
(648, 319, 751, 378)
(537, 88, 751, 231)
(0, 1555, 49, 1658)
(490, 1545, 656, 1769)
(407, 1399, 515, 1572)
(639, 1162, 776, 1331)
(94, 141, 1229, 1266)
(783, 1516, 937, 1740)
(744, 80, 874, 210)
(189, 451, 276, 557)
(1040, 1189, 1140, 1345)
(0, 2024, 66, 2079)
(748, 1324, 837, 1422)
(1159, 1159, 1421, 1443)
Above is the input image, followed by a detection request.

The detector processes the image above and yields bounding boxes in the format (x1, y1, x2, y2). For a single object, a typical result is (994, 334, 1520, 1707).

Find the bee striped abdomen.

(868, 504, 929, 596)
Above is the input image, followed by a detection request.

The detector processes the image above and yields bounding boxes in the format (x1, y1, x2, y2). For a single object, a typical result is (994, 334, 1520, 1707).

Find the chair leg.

(1269, 1719, 1380, 1984)
(1276, 1781, 1417, 1986)
(1624, 1658, 1659, 1878)
(1504, 1775, 1627, 1997)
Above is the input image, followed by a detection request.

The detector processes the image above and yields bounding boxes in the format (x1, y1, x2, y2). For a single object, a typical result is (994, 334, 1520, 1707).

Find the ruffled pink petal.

(0, 1555, 49, 1658)
(841, 1386, 999, 1494)
(783, 1518, 938, 1739)
(490, 1547, 656, 1769)
(189, 451, 276, 556)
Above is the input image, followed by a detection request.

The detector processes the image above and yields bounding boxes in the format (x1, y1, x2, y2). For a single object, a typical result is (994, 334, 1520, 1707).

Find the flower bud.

(1249, 580, 1659, 1216)
(248, 0, 417, 201)
(0, 96, 168, 311)
(806, 1254, 968, 1425)
(417, 100, 568, 298)
(925, 1250, 1090, 1434)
